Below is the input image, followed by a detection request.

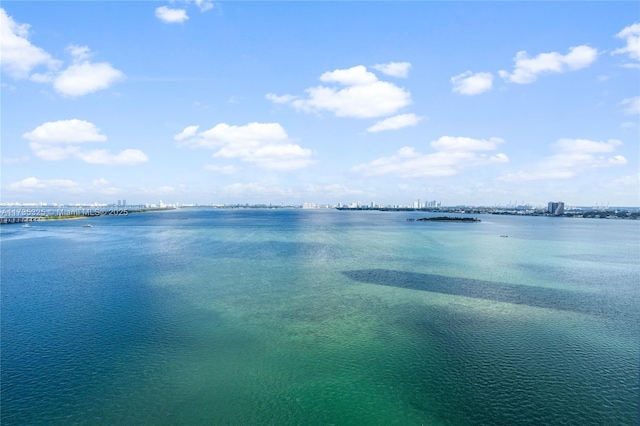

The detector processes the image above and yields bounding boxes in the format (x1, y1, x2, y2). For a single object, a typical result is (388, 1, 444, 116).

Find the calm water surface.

(1, 209, 638, 425)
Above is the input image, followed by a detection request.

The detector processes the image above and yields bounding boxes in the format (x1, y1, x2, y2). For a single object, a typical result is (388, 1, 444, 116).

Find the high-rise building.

(547, 201, 565, 215)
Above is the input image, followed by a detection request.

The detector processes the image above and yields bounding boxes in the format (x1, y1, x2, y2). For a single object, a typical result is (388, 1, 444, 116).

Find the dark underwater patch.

(343, 269, 639, 323)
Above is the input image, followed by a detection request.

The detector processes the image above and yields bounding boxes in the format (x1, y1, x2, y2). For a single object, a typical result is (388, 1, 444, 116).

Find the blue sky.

(1, 1, 638, 206)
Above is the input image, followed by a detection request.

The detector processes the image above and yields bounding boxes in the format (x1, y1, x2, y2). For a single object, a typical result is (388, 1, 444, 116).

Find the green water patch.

(386, 302, 639, 425)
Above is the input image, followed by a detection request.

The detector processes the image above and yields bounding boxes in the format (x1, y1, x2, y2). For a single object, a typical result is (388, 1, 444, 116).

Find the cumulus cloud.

(620, 96, 640, 115)
(194, 0, 215, 12)
(0, 10, 123, 96)
(499, 138, 626, 181)
(51, 45, 124, 96)
(156, 6, 189, 23)
(265, 93, 298, 104)
(367, 113, 423, 133)
(24, 119, 147, 165)
(5, 176, 124, 195)
(0, 8, 60, 79)
(320, 65, 378, 86)
(267, 65, 412, 119)
(23, 119, 107, 143)
(176, 122, 314, 170)
(352, 136, 508, 178)
(173, 125, 200, 141)
(431, 136, 504, 151)
(372, 62, 411, 78)
(499, 45, 598, 84)
(553, 138, 622, 153)
(6, 177, 81, 192)
(155, 1, 215, 22)
(612, 23, 640, 68)
(74, 149, 148, 165)
(451, 71, 494, 95)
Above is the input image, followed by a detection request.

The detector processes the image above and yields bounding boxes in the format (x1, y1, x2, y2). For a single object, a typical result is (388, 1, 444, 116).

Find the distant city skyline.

(4, 198, 638, 211)
(1, 3, 638, 206)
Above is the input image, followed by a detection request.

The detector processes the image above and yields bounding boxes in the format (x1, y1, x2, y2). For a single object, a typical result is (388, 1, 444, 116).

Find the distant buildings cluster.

(332, 199, 442, 210)
(3, 199, 639, 219)
(547, 201, 565, 215)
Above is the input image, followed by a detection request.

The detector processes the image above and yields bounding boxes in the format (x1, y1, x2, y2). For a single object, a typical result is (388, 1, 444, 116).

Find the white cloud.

(265, 93, 298, 104)
(75, 149, 148, 165)
(5, 176, 125, 196)
(24, 119, 147, 165)
(499, 138, 626, 181)
(431, 136, 504, 151)
(620, 96, 640, 115)
(173, 125, 200, 141)
(372, 62, 411, 78)
(194, 0, 215, 12)
(499, 45, 598, 84)
(53, 46, 124, 96)
(66, 44, 91, 61)
(352, 136, 508, 178)
(553, 138, 622, 153)
(156, 6, 189, 23)
(367, 113, 423, 133)
(23, 119, 107, 143)
(176, 122, 314, 170)
(196, 122, 288, 146)
(28, 144, 79, 161)
(451, 71, 493, 95)
(612, 23, 640, 66)
(0, 11, 122, 96)
(320, 65, 378, 86)
(268, 65, 412, 119)
(204, 164, 237, 174)
(0, 8, 60, 79)
(6, 177, 81, 192)
(293, 83, 411, 118)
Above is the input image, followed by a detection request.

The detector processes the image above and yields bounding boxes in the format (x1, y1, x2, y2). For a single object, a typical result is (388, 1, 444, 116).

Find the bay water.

(1, 209, 638, 425)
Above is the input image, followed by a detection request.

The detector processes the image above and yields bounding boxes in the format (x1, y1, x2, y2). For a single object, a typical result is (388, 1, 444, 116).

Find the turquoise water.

(1, 209, 638, 425)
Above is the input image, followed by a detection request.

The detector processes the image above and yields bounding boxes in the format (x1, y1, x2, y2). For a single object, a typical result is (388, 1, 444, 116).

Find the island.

(407, 216, 481, 222)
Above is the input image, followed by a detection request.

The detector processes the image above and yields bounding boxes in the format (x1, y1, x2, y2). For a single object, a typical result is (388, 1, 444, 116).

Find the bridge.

(0, 206, 143, 225)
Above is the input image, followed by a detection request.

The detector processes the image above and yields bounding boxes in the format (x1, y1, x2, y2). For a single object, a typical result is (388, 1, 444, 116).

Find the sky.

(1, 1, 639, 207)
